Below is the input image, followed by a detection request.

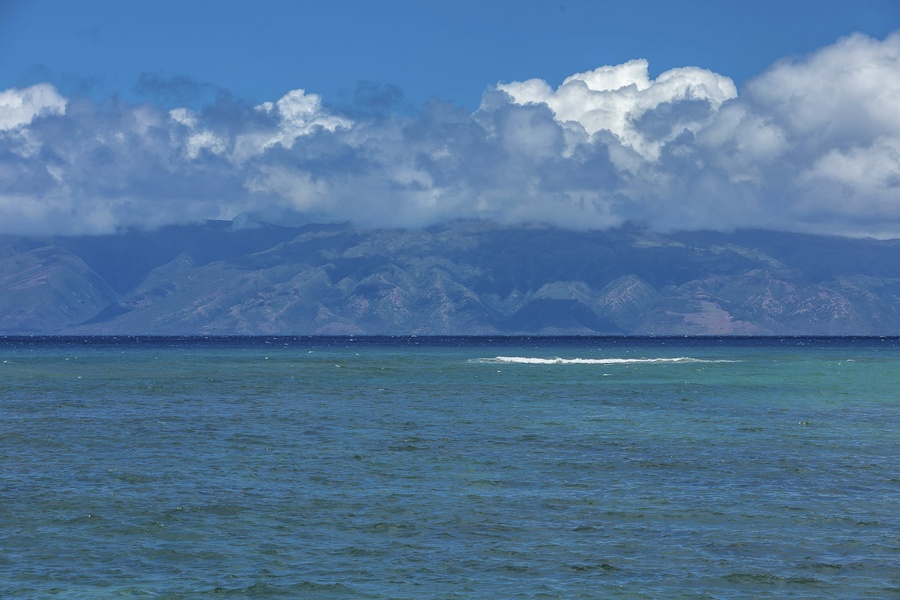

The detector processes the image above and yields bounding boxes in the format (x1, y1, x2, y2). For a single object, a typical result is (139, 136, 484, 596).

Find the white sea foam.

(474, 356, 736, 365)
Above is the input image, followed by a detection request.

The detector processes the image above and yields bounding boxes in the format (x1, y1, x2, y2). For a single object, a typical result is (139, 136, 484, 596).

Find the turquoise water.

(2, 336, 899, 598)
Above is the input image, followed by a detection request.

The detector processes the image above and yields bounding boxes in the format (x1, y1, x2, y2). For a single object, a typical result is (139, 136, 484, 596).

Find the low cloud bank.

(1, 32, 899, 237)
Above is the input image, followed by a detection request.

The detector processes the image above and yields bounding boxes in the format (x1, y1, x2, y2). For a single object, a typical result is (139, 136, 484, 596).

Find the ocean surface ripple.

(1, 336, 899, 598)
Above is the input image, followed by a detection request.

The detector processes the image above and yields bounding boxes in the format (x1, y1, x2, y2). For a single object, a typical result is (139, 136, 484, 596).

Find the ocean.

(1, 336, 899, 598)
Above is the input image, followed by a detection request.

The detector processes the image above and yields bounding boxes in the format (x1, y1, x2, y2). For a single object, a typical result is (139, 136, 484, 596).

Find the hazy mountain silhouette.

(3, 220, 900, 335)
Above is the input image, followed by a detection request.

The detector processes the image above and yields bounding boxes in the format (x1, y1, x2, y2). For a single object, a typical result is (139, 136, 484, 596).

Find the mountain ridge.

(2, 221, 900, 335)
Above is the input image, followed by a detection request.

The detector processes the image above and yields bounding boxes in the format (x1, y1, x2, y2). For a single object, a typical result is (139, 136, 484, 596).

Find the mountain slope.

(0, 240, 118, 333)
(2, 222, 900, 335)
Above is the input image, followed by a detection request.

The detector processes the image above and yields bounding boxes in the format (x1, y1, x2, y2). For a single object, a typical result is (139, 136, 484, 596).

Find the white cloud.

(798, 136, 900, 220)
(1, 31, 899, 237)
(0, 83, 67, 131)
(745, 32, 900, 143)
(495, 59, 737, 160)
(730, 31, 900, 235)
(241, 89, 352, 158)
(169, 88, 353, 164)
(695, 103, 787, 181)
(169, 107, 228, 159)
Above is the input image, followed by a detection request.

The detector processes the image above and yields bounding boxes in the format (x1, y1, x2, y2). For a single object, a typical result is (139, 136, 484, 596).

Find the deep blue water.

(2, 336, 899, 598)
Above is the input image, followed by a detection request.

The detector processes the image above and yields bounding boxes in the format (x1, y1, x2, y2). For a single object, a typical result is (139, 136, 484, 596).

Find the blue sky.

(3, 0, 898, 109)
(2, 1, 900, 237)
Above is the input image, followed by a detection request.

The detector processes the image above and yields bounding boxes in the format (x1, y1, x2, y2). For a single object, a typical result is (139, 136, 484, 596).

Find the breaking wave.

(473, 356, 736, 365)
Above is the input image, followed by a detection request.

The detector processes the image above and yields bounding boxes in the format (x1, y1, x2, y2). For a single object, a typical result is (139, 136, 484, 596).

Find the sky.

(2, 0, 900, 237)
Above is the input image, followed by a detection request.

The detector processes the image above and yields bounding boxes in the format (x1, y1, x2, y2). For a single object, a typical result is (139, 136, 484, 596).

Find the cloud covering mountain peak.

(1, 31, 899, 237)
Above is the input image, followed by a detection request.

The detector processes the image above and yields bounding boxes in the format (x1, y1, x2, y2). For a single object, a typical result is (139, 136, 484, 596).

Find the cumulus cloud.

(0, 83, 66, 130)
(695, 31, 900, 234)
(1, 31, 900, 237)
(496, 59, 737, 160)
